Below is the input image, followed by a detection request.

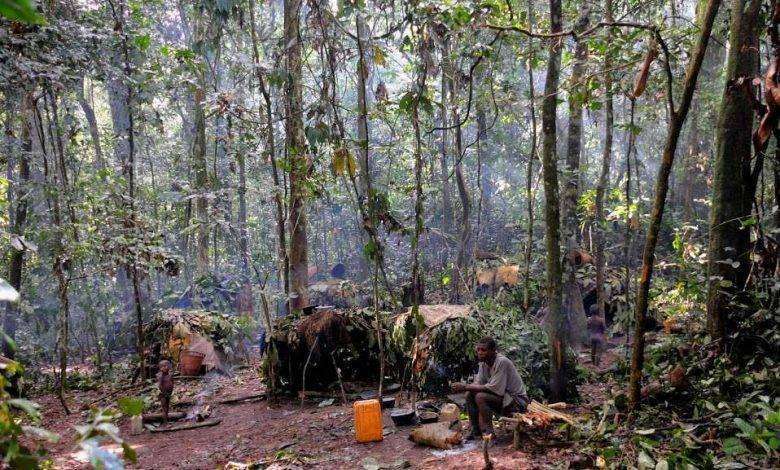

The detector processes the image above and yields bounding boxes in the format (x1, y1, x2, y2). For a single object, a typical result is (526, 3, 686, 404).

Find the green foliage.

(75, 408, 137, 469)
(0, 357, 57, 469)
(0, 0, 44, 24)
(116, 397, 144, 417)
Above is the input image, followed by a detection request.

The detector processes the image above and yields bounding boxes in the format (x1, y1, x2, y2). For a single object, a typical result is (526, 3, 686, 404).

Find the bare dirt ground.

(36, 345, 621, 469)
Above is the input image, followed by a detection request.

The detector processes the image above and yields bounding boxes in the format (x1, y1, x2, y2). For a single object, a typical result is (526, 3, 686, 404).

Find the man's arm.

(452, 363, 493, 393)
(451, 381, 491, 392)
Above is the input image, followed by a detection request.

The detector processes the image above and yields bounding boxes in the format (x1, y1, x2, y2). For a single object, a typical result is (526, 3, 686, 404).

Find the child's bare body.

(587, 313, 606, 366)
(157, 360, 174, 423)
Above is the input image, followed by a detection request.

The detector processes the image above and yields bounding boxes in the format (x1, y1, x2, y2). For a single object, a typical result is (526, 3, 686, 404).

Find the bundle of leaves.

(266, 308, 401, 393)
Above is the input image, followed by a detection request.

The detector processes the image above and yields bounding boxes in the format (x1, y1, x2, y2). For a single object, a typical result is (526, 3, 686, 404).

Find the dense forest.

(0, 0, 778, 468)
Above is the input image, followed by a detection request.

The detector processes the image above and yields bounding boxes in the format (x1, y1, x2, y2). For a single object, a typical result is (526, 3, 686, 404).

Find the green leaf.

(733, 417, 755, 435)
(635, 428, 656, 435)
(398, 91, 414, 114)
(451, 5, 472, 26)
(0, 0, 45, 24)
(362, 240, 378, 260)
(637, 450, 655, 470)
(117, 396, 145, 416)
(134, 34, 151, 51)
(122, 441, 138, 463)
(722, 437, 746, 455)
(9, 399, 41, 420)
(21, 425, 60, 443)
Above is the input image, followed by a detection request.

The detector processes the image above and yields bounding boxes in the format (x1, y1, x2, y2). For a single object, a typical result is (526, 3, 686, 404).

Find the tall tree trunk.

(234, 117, 250, 277)
(356, 10, 387, 394)
(594, 0, 614, 323)
(42, 89, 72, 414)
(108, 0, 146, 378)
(563, 8, 590, 345)
(542, 0, 566, 400)
(706, 0, 761, 346)
(682, 99, 702, 223)
(249, 0, 289, 307)
(356, 12, 372, 193)
(193, 83, 210, 276)
(3, 93, 31, 360)
(450, 91, 471, 303)
(523, 0, 538, 311)
(775, 139, 780, 278)
(624, 99, 636, 344)
(75, 76, 105, 173)
(439, 37, 454, 238)
(628, 0, 722, 410)
(284, 0, 309, 312)
(563, 10, 589, 243)
(475, 90, 488, 248)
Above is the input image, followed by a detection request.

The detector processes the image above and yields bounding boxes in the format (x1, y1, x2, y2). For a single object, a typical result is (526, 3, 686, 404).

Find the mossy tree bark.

(285, 0, 309, 313)
(541, 0, 566, 400)
(706, 0, 762, 347)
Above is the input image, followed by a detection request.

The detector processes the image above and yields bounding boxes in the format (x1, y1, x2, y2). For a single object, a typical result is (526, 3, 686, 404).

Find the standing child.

(587, 311, 606, 366)
(157, 359, 174, 423)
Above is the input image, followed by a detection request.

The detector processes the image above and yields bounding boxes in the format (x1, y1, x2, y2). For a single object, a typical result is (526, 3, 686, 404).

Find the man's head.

(159, 359, 172, 374)
(475, 336, 497, 363)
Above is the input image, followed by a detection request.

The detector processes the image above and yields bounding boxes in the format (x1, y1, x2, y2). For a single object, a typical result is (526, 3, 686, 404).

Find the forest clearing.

(1, 0, 779, 468)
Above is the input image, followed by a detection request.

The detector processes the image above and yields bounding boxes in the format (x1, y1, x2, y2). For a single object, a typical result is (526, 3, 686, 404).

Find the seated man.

(452, 336, 529, 439)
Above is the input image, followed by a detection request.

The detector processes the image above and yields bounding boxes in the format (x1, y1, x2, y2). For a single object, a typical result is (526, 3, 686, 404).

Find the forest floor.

(36, 344, 623, 469)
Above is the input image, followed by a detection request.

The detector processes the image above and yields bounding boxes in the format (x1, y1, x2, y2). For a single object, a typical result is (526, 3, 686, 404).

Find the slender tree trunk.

(594, 0, 615, 323)
(42, 89, 72, 414)
(624, 99, 636, 343)
(774, 141, 780, 278)
(542, 0, 566, 400)
(355, 10, 387, 394)
(682, 99, 701, 223)
(563, 9, 590, 345)
(451, 107, 471, 303)
(108, 0, 146, 378)
(439, 38, 454, 238)
(706, 0, 761, 345)
(629, 0, 722, 410)
(3, 93, 31, 360)
(523, 0, 538, 312)
(249, 0, 289, 308)
(193, 85, 210, 276)
(284, 0, 309, 312)
(234, 120, 250, 277)
(75, 76, 105, 173)
(446, 52, 472, 303)
(475, 91, 488, 248)
(356, 12, 372, 193)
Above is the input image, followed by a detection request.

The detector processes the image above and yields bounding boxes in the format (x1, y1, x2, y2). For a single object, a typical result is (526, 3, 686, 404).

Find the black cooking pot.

(381, 396, 396, 409)
(390, 408, 416, 426)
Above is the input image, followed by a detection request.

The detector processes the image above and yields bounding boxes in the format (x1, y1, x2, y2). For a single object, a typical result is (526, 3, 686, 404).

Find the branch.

(483, 19, 677, 113)
(483, 20, 658, 41)
(425, 31, 504, 134)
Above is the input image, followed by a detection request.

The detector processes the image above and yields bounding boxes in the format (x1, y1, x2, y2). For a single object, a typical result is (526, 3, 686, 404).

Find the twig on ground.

(149, 418, 222, 433)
